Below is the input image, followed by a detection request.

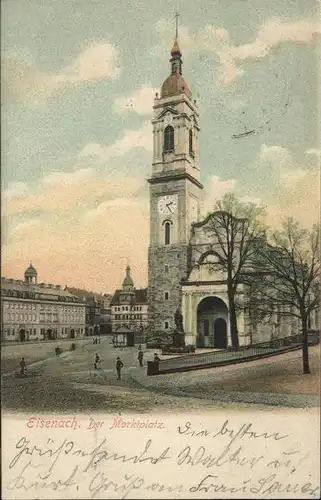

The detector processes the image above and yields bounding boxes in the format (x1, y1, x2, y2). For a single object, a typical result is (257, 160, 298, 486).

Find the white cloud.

(4, 166, 145, 217)
(228, 99, 247, 111)
(10, 219, 41, 236)
(281, 167, 307, 188)
(152, 17, 320, 84)
(210, 175, 237, 199)
(114, 84, 159, 115)
(306, 148, 321, 158)
(85, 198, 141, 219)
(259, 144, 292, 172)
(68, 42, 120, 82)
(41, 168, 94, 187)
(240, 195, 263, 205)
(264, 164, 320, 229)
(202, 18, 321, 83)
(3, 42, 121, 103)
(202, 175, 237, 215)
(3, 181, 28, 200)
(79, 122, 153, 160)
(79, 143, 107, 158)
(107, 123, 153, 156)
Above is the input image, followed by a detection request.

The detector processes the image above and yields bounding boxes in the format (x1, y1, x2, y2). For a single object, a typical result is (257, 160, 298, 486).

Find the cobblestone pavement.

(1, 338, 319, 412)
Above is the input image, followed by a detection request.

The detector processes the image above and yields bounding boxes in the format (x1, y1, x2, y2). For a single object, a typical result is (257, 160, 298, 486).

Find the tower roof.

(171, 37, 181, 55)
(122, 265, 134, 287)
(24, 262, 37, 277)
(161, 73, 191, 99)
(160, 15, 192, 100)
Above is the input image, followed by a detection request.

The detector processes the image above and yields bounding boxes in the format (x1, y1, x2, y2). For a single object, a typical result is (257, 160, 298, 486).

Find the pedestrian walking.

(154, 353, 160, 363)
(116, 357, 124, 380)
(138, 349, 144, 367)
(94, 353, 100, 370)
(19, 357, 27, 376)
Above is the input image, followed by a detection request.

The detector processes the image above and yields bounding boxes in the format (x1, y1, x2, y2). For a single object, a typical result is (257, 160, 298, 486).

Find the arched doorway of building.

(47, 329, 53, 340)
(19, 329, 26, 342)
(213, 318, 227, 348)
(197, 296, 228, 348)
(70, 329, 75, 339)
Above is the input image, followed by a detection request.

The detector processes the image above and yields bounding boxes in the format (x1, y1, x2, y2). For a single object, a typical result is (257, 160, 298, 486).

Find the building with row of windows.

(1, 264, 86, 342)
(65, 287, 112, 336)
(110, 266, 148, 343)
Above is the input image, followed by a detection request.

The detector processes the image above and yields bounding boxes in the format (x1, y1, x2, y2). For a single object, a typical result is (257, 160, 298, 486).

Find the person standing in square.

(116, 357, 124, 380)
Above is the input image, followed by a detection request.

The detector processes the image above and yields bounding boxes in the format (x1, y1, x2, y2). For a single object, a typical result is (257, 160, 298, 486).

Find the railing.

(157, 333, 303, 373)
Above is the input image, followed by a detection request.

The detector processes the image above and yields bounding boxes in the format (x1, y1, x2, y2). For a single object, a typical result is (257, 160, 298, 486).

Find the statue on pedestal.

(173, 308, 185, 347)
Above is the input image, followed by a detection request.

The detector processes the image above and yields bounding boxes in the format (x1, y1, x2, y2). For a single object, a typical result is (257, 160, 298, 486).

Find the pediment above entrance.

(186, 263, 227, 283)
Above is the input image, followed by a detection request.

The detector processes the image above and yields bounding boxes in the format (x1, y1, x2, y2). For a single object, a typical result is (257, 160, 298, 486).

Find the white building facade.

(111, 266, 148, 333)
(1, 264, 86, 342)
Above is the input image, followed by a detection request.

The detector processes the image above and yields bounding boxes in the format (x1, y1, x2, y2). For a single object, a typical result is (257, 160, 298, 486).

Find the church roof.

(160, 30, 192, 100)
(171, 37, 181, 55)
(161, 73, 191, 99)
(110, 288, 148, 306)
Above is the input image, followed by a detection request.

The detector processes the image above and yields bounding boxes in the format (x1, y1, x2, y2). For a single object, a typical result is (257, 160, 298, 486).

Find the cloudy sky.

(2, 0, 320, 293)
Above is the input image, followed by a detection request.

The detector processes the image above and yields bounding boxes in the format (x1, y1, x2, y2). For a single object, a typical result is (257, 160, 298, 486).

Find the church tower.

(148, 23, 203, 334)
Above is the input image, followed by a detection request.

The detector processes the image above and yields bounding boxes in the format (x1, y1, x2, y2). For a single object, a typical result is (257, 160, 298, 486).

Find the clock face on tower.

(158, 195, 177, 215)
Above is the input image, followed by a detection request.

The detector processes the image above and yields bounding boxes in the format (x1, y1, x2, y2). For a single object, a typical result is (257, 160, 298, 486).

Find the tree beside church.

(147, 29, 320, 350)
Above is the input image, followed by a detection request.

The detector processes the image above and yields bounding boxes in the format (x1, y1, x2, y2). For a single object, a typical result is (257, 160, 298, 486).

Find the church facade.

(147, 35, 311, 348)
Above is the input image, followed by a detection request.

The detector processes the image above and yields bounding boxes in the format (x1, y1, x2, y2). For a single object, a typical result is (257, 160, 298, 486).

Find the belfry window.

(164, 221, 171, 245)
(164, 126, 174, 152)
(189, 129, 193, 155)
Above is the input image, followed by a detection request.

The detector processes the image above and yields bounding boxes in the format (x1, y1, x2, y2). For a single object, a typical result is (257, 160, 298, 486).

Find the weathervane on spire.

(175, 12, 179, 38)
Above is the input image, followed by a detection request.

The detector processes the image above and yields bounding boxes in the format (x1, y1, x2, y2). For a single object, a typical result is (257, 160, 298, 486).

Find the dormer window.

(164, 126, 174, 153)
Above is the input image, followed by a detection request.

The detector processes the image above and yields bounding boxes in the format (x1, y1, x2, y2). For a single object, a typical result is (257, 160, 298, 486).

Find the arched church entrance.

(213, 318, 227, 348)
(197, 297, 228, 348)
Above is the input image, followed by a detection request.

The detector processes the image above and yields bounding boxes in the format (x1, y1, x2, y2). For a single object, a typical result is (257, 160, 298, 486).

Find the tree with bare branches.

(248, 218, 320, 374)
(204, 193, 266, 349)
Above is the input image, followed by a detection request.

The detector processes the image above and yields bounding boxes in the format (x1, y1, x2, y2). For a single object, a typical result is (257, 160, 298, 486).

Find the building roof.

(122, 265, 134, 287)
(161, 73, 191, 99)
(1, 277, 84, 302)
(114, 326, 133, 334)
(65, 286, 104, 301)
(171, 37, 181, 55)
(110, 288, 148, 306)
(24, 263, 37, 277)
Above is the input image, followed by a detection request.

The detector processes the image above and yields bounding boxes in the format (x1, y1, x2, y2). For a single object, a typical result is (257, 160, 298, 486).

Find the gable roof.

(110, 288, 148, 306)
